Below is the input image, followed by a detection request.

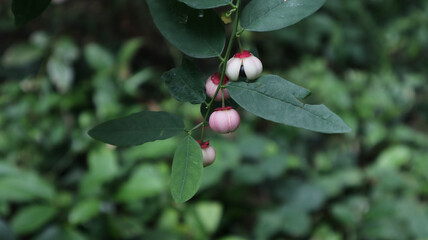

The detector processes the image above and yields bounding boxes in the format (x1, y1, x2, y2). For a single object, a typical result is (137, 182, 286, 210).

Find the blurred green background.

(1, 0, 428, 239)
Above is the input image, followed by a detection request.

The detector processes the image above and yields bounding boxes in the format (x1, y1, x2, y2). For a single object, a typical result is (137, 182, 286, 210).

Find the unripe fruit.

(225, 50, 263, 81)
(205, 73, 230, 101)
(209, 107, 240, 133)
(197, 140, 216, 167)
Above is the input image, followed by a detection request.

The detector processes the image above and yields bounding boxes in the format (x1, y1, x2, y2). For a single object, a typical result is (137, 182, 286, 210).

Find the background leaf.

(178, 0, 231, 9)
(1, 43, 43, 68)
(68, 199, 101, 225)
(47, 56, 74, 93)
(194, 202, 223, 233)
(241, 0, 326, 32)
(11, 205, 57, 234)
(0, 173, 56, 202)
(163, 58, 206, 104)
(84, 43, 114, 71)
(116, 164, 168, 202)
(87, 147, 119, 183)
(0, 219, 14, 240)
(146, 0, 226, 58)
(88, 111, 184, 146)
(170, 136, 203, 203)
(228, 75, 351, 133)
(12, 0, 51, 27)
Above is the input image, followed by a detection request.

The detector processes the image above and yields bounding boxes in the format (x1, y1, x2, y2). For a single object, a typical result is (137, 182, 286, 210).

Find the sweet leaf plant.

(88, 0, 351, 203)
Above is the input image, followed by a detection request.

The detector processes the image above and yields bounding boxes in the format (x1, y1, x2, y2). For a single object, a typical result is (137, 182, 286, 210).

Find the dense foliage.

(1, 0, 428, 239)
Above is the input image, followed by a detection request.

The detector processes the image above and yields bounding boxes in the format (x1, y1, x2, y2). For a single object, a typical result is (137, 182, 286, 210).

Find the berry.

(205, 73, 230, 101)
(209, 107, 240, 133)
(225, 50, 263, 81)
(197, 140, 216, 167)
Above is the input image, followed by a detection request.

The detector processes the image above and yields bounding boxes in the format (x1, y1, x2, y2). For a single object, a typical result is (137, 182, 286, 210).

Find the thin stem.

(237, 36, 243, 52)
(217, 61, 224, 74)
(189, 121, 204, 132)
(228, 2, 237, 8)
(221, 90, 225, 108)
(200, 124, 205, 142)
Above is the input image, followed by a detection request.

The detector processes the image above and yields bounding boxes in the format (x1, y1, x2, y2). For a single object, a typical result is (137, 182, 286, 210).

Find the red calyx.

(211, 72, 229, 85)
(197, 140, 210, 149)
(214, 106, 233, 111)
(234, 50, 252, 59)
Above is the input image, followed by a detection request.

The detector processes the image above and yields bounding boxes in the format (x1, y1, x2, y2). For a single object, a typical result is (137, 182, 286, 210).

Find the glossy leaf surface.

(68, 199, 101, 225)
(163, 58, 206, 104)
(241, 0, 326, 32)
(178, 0, 231, 9)
(11, 205, 57, 234)
(228, 75, 351, 133)
(12, 0, 51, 27)
(88, 111, 184, 146)
(170, 136, 203, 203)
(146, 0, 226, 58)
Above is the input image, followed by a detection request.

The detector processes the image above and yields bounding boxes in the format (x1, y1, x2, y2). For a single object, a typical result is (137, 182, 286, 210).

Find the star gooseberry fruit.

(209, 107, 240, 134)
(225, 50, 263, 81)
(197, 140, 216, 167)
(205, 72, 230, 101)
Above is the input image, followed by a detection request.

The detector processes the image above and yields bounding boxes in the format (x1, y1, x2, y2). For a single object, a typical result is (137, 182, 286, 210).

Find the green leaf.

(0, 219, 14, 240)
(228, 75, 351, 133)
(118, 38, 144, 66)
(116, 164, 168, 202)
(84, 43, 114, 70)
(108, 216, 144, 239)
(52, 37, 79, 63)
(170, 136, 203, 203)
(199, 139, 240, 190)
(92, 73, 121, 118)
(376, 145, 411, 169)
(162, 58, 206, 104)
(1, 43, 43, 68)
(0, 162, 21, 176)
(255, 205, 311, 238)
(240, 0, 326, 32)
(279, 205, 311, 237)
(88, 111, 185, 146)
(78, 174, 102, 198)
(194, 202, 223, 233)
(11, 205, 57, 234)
(12, 0, 51, 27)
(88, 147, 119, 182)
(178, 0, 231, 9)
(68, 199, 101, 225)
(123, 68, 154, 95)
(33, 225, 63, 240)
(47, 56, 74, 93)
(289, 183, 326, 212)
(146, 0, 226, 58)
(184, 202, 223, 239)
(0, 173, 56, 202)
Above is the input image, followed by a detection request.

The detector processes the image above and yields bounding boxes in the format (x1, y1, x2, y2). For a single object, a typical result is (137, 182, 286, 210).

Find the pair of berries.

(200, 51, 263, 167)
(205, 50, 263, 101)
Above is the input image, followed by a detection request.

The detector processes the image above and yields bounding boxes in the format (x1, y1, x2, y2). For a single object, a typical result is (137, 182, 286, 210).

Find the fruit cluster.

(199, 50, 263, 166)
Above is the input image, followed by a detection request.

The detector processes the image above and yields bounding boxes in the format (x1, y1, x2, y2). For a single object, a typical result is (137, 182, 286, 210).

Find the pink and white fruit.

(225, 50, 263, 81)
(205, 73, 230, 101)
(209, 107, 240, 133)
(197, 140, 216, 167)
